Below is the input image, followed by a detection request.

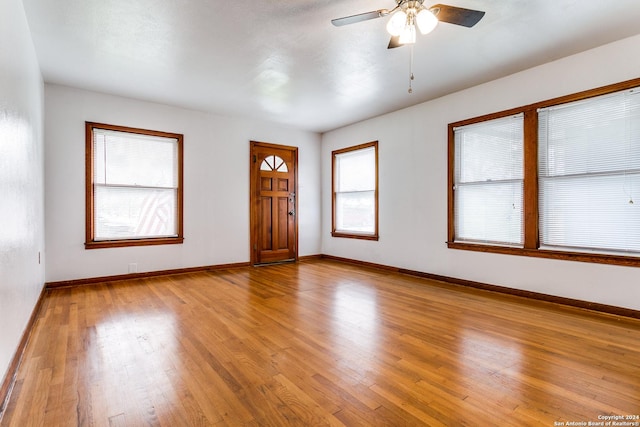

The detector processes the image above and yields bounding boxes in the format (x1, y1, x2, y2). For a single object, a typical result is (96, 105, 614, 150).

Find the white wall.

(45, 85, 321, 282)
(321, 34, 640, 311)
(0, 0, 45, 388)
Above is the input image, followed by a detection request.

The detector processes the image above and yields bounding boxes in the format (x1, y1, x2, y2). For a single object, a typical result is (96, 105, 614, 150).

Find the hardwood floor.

(2, 259, 639, 426)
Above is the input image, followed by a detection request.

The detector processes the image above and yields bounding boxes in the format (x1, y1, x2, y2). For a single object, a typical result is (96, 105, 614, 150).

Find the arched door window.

(260, 155, 288, 172)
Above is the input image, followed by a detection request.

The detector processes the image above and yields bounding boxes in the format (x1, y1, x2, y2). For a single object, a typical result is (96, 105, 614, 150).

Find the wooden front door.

(250, 141, 298, 265)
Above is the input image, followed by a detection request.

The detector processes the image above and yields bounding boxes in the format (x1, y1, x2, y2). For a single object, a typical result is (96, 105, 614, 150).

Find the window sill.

(447, 241, 640, 268)
(85, 237, 184, 249)
(332, 231, 379, 241)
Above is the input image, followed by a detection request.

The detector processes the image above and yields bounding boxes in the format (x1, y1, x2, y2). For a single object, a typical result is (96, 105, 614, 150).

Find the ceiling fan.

(331, 1, 485, 49)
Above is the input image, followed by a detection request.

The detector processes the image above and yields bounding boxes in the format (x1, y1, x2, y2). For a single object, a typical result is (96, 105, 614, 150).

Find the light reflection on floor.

(331, 283, 380, 370)
(458, 328, 523, 375)
(455, 326, 525, 410)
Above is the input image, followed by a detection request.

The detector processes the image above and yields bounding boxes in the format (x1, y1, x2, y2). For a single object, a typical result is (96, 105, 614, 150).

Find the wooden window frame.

(332, 141, 379, 241)
(448, 77, 640, 268)
(85, 122, 184, 249)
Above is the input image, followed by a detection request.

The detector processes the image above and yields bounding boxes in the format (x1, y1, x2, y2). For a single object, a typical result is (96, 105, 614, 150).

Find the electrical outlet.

(128, 263, 138, 273)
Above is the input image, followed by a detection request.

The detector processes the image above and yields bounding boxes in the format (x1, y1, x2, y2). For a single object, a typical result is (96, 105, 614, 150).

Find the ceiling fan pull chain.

(408, 44, 415, 94)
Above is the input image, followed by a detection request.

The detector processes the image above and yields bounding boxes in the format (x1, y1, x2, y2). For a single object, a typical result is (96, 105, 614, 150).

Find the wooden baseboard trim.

(399, 268, 640, 320)
(319, 254, 397, 271)
(298, 254, 323, 262)
(45, 262, 251, 289)
(0, 284, 47, 421)
(46, 257, 331, 289)
(321, 255, 640, 320)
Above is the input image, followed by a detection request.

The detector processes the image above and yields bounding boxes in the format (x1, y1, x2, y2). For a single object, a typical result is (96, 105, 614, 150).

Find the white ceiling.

(22, 0, 640, 133)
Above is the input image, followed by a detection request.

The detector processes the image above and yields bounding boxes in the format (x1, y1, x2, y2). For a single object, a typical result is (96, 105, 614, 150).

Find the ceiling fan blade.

(331, 9, 389, 26)
(430, 4, 485, 28)
(387, 36, 403, 49)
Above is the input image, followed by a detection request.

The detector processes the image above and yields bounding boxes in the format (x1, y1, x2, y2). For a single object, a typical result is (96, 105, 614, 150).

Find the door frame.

(249, 141, 299, 266)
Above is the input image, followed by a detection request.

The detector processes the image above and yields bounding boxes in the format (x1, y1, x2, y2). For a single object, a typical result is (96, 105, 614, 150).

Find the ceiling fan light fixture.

(398, 23, 416, 44)
(416, 8, 438, 34)
(386, 10, 407, 36)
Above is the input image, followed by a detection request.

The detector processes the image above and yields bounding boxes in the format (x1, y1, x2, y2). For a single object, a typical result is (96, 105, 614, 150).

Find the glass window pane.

(260, 155, 288, 172)
(94, 130, 178, 187)
(456, 115, 523, 183)
(336, 191, 375, 233)
(260, 156, 272, 171)
(94, 186, 177, 240)
(455, 182, 523, 245)
(540, 90, 640, 177)
(336, 147, 375, 192)
(274, 156, 288, 172)
(540, 174, 640, 252)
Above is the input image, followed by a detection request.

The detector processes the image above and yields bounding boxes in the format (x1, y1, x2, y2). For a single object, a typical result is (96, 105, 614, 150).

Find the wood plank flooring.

(2, 259, 639, 426)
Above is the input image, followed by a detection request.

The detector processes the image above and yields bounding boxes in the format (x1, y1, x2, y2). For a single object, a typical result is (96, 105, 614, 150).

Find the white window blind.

(454, 114, 524, 246)
(93, 129, 179, 240)
(538, 87, 640, 254)
(334, 146, 376, 234)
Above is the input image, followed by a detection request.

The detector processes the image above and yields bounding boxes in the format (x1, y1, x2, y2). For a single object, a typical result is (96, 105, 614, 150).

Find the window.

(332, 141, 379, 240)
(539, 88, 640, 253)
(85, 122, 184, 249)
(260, 155, 288, 172)
(453, 114, 524, 246)
(448, 77, 640, 267)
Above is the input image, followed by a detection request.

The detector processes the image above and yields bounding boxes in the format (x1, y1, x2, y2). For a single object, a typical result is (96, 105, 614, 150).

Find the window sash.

(335, 146, 376, 192)
(94, 185, 178, 240)
(335, 190, 376, 234)
(93, 129, 178, 188)
(454, 180, 523, 246)
(453, 114, 524, 246)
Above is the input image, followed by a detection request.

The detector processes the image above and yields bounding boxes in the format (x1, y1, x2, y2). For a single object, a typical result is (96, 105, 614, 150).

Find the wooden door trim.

(250, 141, 298, 265)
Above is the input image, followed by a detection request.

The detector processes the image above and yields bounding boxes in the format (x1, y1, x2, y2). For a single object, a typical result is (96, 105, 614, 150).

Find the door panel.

(261, 177, 272, 191)
(250, 141, 298, 264)
(277, 197, 289, 250)
(260, 197, 272, 250)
